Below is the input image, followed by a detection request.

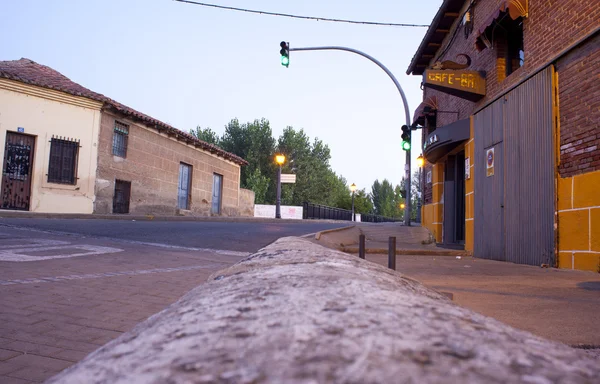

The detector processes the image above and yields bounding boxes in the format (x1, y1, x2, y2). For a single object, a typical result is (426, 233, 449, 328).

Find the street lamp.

(416, 154, 425, 224)
(350, 183, 357, 221)
(275, 154, 286, 219)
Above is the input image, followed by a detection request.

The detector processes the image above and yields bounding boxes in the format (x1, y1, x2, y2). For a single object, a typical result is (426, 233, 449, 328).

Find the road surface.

(0, 218, 348, 383)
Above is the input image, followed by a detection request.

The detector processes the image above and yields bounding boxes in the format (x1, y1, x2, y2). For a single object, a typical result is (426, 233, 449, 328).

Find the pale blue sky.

(1, 0, 441, 191)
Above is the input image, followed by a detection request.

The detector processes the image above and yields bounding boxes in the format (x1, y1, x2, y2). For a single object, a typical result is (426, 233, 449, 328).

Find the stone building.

(1, 58, 253, 216)
(407, 0, 599, 271)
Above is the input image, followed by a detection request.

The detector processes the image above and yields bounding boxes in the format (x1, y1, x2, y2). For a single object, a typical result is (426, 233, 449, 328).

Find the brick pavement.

(0, 226, 246, 383)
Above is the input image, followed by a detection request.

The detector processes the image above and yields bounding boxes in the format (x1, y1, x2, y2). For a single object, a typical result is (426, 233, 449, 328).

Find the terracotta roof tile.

(0, 58, 247, 166)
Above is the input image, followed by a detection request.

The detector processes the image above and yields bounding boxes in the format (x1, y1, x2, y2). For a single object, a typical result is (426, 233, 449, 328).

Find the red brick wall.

(526, 1, 600, 70)
(556, 34, 600, 178)
(418, 0, 600, 202)
(95, 111, 242, 216)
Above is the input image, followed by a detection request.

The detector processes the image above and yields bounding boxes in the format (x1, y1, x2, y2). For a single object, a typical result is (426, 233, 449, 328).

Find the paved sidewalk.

(0, 226, 246, 383)
(316, 223, 466, 255)
(316, 224, 600, 347)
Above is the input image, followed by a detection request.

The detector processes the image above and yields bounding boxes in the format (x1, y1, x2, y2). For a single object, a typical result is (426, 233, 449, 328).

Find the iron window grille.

(47, 136, 80, 185)
(112, 121, 129, 158)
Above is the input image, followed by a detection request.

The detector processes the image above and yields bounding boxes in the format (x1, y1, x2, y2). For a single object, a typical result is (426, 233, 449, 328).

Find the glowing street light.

(275, 154, 286, 219)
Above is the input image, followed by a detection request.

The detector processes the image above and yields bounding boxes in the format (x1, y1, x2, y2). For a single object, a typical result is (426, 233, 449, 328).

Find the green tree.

(337, 188, 374, 214)
(189, 126, 220, 145)
(274, 127, 344, 206)
(371, 179, 406, 218)
(245, 167, 270, 204)
(219, 118, 276, 197)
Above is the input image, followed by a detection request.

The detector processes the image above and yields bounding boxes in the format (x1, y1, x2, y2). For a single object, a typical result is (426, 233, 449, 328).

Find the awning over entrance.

(423, 118, 470, 163)
(412, 96, 438, 126)
(476, 0, 528, 50)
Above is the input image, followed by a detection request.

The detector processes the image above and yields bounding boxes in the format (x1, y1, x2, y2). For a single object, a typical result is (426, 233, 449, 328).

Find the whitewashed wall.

(254, 205, 303, 220)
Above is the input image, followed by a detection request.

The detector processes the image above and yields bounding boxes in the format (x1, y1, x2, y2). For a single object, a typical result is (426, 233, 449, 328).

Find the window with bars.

(112, 121, 129, 158)
(48, 137, 79, 184)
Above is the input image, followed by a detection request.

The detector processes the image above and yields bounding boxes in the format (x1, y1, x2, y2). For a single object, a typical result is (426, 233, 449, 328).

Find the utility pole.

(286, 45, 412, 225)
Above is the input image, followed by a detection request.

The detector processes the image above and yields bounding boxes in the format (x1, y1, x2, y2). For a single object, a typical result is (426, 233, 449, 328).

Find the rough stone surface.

(47, 238, 600, 384)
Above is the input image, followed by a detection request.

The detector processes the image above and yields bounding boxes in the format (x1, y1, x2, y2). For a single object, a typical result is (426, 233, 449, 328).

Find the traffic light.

(280, 41, 289, 67)
(401, 125, 411, 151)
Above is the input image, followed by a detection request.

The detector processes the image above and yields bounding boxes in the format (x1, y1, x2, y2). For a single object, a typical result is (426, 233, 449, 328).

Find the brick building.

(407, 0, 599, 271)
(1, 59, 253, 217)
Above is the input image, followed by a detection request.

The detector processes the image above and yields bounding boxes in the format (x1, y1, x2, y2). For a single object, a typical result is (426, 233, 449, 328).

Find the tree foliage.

(191, 118, 406, 217)
(189, 126, 220, 145)
(371, 179, 405, 219)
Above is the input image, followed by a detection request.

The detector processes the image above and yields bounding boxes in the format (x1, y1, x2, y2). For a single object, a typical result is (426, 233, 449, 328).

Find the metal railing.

(303, 202, 353, 221)
(358, 213, 400, 223)
(302, 202, 401, 223)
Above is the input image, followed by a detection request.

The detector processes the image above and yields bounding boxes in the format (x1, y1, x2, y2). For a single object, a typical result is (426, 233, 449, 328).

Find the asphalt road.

(0, 218, 348, 252)
(0, 218, 349, 382)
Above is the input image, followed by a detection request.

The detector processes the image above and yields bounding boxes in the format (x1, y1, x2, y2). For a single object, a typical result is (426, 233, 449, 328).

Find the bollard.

(359, 234, 365, 259)
(388, 236, 396, 270)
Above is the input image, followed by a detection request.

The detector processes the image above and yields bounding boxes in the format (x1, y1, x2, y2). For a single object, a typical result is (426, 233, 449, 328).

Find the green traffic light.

(402, 141, 411, 151)
(281, 56, 289, 67)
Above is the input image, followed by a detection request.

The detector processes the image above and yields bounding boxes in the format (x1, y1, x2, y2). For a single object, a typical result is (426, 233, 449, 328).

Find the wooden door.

(1, 132, 35, 211)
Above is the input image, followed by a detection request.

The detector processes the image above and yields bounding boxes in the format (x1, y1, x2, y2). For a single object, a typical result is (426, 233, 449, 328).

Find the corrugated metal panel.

(504, 67, 555, 266)
(474, 101, 505, 261)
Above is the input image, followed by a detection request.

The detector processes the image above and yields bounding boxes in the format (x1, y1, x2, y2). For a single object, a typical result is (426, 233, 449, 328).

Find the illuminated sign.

(423, 69, 486, 101)
(423, 134, 439, 150)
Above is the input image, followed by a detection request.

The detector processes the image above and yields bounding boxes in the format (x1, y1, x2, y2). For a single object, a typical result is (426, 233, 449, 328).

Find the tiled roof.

(0, 58, 248, 166)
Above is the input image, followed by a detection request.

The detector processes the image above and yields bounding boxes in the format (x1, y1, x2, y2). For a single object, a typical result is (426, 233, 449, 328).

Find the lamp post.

(275, 154, 286, 219)
(350, 183, 357, 221)
(285, 45, 412, 226)
(416, 154, 425, 224)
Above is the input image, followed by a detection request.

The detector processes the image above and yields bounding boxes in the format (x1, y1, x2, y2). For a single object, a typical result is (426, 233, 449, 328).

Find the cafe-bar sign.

(423, 69, 486, 101)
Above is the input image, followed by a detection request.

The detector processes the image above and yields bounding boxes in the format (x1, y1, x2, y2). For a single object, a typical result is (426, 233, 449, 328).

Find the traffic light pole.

(289, 45, 412, 225)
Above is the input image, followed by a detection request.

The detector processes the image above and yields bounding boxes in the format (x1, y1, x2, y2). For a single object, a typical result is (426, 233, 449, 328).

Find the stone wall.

(47, 238, 599, 383)
(238, 188, 255, 217)
(95, 111, 242, 216)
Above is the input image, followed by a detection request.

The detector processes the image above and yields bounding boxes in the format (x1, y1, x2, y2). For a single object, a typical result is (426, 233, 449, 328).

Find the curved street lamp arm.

(289, 45, 412, 226)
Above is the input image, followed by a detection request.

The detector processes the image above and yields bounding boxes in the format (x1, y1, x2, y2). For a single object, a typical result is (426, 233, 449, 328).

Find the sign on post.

(281, 174, 296, 184)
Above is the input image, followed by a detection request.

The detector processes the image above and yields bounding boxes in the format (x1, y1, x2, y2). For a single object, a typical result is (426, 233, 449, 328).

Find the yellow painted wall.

(0, 79, 102, 213)
(422, 162, 445, 243)
(464, 117, 475, 253)
(557, 169, 600, 272)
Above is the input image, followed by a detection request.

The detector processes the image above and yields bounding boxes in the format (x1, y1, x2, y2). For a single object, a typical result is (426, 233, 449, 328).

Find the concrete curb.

(46, 237, 600, 383)
(341, 246, 470, 257)
(0, 211, 352, 225)
(315, 225, 355, 240)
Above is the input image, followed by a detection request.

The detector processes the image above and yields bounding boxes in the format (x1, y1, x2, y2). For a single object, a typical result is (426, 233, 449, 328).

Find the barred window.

(48, 136, 79, 185)
(113, 121, 129, 158)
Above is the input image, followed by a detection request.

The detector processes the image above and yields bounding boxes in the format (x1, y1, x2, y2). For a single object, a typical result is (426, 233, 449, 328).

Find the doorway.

(1, 132, 35, 211)
(442, 151, 466, 247)
(212, 173, 223, 215)
(113, 180, 131, 214)
(178, 163, 192, 210)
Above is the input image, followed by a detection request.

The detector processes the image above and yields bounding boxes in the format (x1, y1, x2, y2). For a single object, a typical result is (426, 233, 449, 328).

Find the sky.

(0, 0, 441, 192)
